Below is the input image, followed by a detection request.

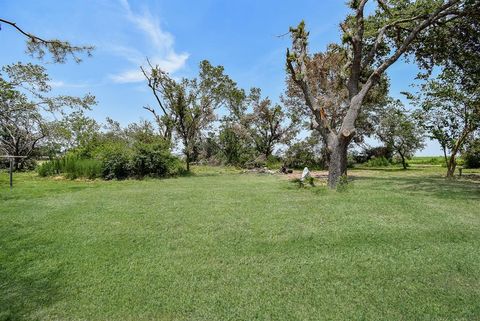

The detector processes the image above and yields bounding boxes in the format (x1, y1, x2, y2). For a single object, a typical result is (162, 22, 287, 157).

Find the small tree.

(284, 132, 326, 169)
(376, 103, 425, 169)
(0, 63, 96, 168)
(218, 123, 253, 166)
(47, 110, 100, 157)
(246, 89, 298, 159)
(142, 60, 240, 171)
(409, 69, 480, 177)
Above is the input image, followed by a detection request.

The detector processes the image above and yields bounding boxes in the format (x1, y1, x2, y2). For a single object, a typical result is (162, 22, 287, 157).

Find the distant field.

(409, 156, 447, 165)
(1, 166, 479, 321)
(408, 156, 468, 167)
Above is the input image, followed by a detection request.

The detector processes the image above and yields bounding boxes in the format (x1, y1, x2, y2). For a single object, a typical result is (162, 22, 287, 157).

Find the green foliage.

(284, 141, 321, 169)
(247, 91, 298, 158)
(409, 156, 444, 165)
(266, 155, 282, 170)
(376, 102, 425, 169)
(218, 124, 254, 167)
(336, 174, 351, 192)
(291, 176, 315, 188)
(37, 159, 60, 177)
(346, 155, 356, 169)
(142, 60, 241, 170)
(2, 18, 94, 63)
(131, 140, 185, 178)
(37, 156, 101, 179)
(38, 136, 184, 180)
(411, 68, 480, 153)
(463, 138, 480, 168)
(364, 156, 391, 167)
(93, 142, 132, 180)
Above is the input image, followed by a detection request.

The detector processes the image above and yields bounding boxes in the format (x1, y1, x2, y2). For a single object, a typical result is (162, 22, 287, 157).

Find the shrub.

(131, 141, 184, 178)
(347, 155, 356, 169)
(364, 156, 390, 167)
(37, 138, 185, 180)
(266, 155, 282, 170)
(408, 156, 444, 165)
(353, 146, 393, 164)
(245, 155, 267, 169)
(37, 156, 101, 179)
(284, 141, 324, 169)
(94, 142, 132, 180)
(464, 139, 480, 168)
(37, 160, 59, 177)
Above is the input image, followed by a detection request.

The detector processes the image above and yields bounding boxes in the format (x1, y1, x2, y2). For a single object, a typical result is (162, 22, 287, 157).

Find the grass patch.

(1, 166, 479, 320)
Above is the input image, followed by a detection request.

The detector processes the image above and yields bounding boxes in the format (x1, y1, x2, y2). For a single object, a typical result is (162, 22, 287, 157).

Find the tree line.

(1, 0, 479, 187)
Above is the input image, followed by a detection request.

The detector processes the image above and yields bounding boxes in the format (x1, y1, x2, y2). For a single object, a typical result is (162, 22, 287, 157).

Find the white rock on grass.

(301, 167, 310, 181)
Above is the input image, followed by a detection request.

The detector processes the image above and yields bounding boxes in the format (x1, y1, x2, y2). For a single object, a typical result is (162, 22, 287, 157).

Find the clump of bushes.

(284, 141, 326, 169)
(94, 142, 132, 180)
(351, 146, 393, 164)
(463, 139, 480, 169)
(38, 139, 185, 180)
(38, 156, 102, 179)
(364, 156, 391, 167)
(408, 156, 443, 165)
(130, 141, 185, 177)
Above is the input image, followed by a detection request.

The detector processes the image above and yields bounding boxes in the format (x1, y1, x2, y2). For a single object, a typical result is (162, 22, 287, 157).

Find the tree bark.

(327, 135, 349, 188)
(446, 129, 471, 178)
(399, 152, 407, 170)
(185, 152, 191, 172)
(446, 154, 457, 178)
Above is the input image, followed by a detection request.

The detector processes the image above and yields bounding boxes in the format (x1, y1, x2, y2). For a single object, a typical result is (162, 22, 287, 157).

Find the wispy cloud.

(49, 80, 91, 89)
(110, 0, 189, 84)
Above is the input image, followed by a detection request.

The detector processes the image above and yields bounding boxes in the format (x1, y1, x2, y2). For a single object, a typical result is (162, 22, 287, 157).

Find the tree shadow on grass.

(352, 175, 480, 201)
(0, 226, 61, 321)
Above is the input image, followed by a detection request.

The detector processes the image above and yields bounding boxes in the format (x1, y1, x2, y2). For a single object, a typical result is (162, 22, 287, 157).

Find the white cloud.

(109, 70, 145, 84)
(110, 0, 189, 84)
(49, 80, 91, 89)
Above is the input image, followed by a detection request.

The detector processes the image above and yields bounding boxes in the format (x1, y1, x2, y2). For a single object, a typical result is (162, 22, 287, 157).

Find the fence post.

(9, 157, 13, 189)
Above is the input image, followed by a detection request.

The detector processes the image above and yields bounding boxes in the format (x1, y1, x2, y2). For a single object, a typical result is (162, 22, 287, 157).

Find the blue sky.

(0, 0, 441, 155)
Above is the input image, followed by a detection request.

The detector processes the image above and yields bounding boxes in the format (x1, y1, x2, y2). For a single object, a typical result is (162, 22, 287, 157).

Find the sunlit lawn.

(1, 165, 479, 320)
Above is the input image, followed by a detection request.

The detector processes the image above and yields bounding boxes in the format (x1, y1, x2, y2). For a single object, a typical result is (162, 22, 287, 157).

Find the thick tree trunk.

(446, 154, 457, 178)
(327, 136, 349, 189)
(399, 152, 407, 170)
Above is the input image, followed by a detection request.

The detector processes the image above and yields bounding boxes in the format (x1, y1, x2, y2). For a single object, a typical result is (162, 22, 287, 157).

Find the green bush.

(464, 154, 480, 168)
(37, 160, 59, 177)
(37, 156, 101, 179)
(93, 142, 132, 180)
(131, 141, 185, 178)
(64, 157, 102, 179)
(364, 156, 391, 167)
(266, 155, 282, 170)
(38, 137, 185, 180)
(464, 139, 480, 168)
(409, 156, 444, 165)
(284, 141, 324, 169)
(347, 155, 356, 169)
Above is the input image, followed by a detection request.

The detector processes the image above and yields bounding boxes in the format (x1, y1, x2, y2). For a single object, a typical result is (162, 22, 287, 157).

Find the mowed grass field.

(1, 166, 480, 321)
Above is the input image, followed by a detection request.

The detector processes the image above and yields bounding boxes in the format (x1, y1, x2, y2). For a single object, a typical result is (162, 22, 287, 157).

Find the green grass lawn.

(1, 166, 480, 321)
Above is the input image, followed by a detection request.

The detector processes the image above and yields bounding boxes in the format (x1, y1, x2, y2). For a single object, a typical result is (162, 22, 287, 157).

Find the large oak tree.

(286, 0, 477, 188)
